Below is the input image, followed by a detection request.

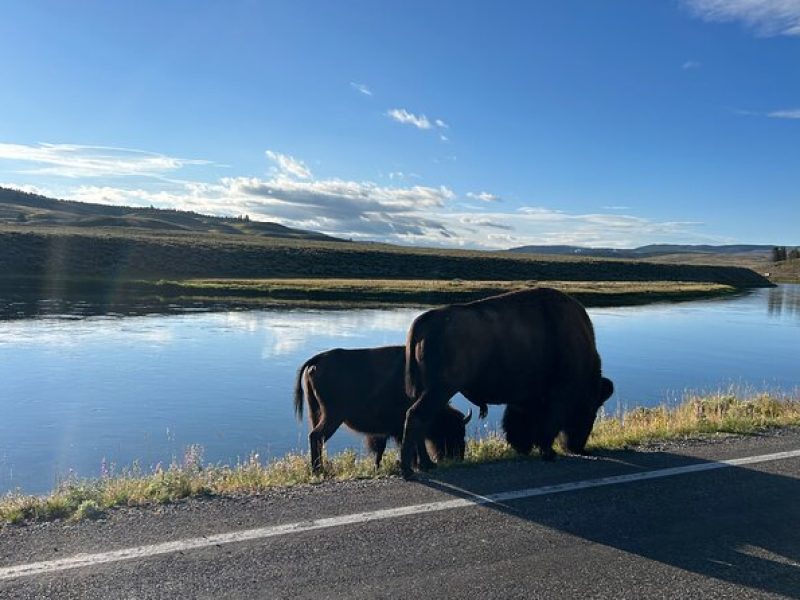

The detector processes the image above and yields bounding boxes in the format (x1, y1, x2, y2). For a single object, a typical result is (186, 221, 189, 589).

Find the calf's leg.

(308, 416, 343, 474)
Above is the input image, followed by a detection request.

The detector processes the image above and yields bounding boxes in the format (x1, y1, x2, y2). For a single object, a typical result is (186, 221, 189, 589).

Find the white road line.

(2, 448, 799, 582)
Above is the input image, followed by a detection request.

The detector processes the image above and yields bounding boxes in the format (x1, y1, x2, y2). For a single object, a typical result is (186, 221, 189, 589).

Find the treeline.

(772, 246, 800, 262)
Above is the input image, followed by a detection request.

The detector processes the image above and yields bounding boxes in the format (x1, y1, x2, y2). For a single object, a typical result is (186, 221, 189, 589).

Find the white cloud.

(386, 108, 432, 130)
(0, 182, 49, 195)
(435, 119, 449, 129)
(388, 171, 421, 180)
(0, 143, 211, 178)
(350, 82, 373, 96)
(684, 0, 800, 36)
(459, 216, 514, 231)
(3, 141, 714, 250)
(53, 179, 711, 249)
(768, 108, 800, 119)
(467, 191, 501, 203)
(265, 150, 312, 179)
(225, 176, 453, 213)
(682, 59, 702, 70)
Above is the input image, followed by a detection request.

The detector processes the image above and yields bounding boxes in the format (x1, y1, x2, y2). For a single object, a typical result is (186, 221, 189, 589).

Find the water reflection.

(767, 285, 800, 320)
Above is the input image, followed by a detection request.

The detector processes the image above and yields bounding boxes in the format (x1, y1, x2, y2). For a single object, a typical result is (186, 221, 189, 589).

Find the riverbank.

(2, 392, 798, 526)
(128, 278, 742, 308)
(0, 275, 740, 318)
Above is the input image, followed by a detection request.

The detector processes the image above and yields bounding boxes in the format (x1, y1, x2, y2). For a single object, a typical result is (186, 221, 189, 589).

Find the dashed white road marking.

(2, 448, 799, 582)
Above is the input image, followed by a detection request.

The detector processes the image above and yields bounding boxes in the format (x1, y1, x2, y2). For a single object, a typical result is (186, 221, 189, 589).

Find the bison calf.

(294, 346, 472, 474)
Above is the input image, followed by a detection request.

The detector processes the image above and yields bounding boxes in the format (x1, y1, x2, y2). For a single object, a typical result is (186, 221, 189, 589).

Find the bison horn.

(463, 408, 473, 425)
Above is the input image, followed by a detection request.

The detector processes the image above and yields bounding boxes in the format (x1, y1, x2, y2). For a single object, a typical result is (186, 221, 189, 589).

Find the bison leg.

(308, 417, 343, 474)
(401, 391, 446, 479)
(366, 435, 388, 468)
(532, 420, 558, 462)
(502, 405, 535, 456)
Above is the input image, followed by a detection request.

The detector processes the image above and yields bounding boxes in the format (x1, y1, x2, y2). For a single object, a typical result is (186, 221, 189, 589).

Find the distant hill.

(509, 244, 773, 259)
(0, 186, 341, 242)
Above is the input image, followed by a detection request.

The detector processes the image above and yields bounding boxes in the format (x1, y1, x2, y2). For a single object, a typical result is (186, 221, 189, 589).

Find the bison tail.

(293, 356, 316, 421)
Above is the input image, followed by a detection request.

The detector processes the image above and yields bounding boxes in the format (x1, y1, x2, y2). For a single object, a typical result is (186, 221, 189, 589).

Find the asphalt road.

(1, 430, 799, 599)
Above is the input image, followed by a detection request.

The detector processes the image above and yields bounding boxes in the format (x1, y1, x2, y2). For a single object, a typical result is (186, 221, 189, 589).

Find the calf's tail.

(293, 356, 317, 421)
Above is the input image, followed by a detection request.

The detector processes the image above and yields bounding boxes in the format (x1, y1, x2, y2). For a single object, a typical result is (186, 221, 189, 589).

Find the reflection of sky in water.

(0, 286, 798, 494)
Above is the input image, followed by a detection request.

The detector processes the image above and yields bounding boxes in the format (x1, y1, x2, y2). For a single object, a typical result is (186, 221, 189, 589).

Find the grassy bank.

(0, 275, 741, 318)
(0, 275, 738, 315)
(114, 277, 740, 308)
(2, 392, 798, 526)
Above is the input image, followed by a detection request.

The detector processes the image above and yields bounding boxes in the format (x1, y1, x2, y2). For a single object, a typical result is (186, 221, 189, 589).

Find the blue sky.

(1, 1, 798, 249)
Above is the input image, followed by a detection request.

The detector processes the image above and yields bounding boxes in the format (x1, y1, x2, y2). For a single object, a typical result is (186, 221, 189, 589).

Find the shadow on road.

(419, 446, 800, 598)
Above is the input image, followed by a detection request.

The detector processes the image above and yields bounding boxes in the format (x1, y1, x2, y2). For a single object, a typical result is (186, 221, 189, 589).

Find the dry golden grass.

(589, 391, 800, 449)
(2, 392, 798, 525)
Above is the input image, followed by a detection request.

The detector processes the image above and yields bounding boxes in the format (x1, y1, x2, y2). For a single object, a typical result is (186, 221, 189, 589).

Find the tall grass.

(2, 392, 798, 525)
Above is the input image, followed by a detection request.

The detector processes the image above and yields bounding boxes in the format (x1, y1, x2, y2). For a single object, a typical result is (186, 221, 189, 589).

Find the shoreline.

(0, 276, 742, 317)
(2, 392, 798, 526)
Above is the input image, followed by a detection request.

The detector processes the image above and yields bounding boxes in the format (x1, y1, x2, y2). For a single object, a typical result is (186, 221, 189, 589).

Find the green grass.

(2, 392, 798, 526)
(140, 277, 740, 308)
(0, 274, 739, 312)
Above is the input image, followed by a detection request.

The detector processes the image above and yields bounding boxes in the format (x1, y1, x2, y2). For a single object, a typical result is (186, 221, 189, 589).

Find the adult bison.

(294, 345, 472, 473)
(403, 287, 613, 479)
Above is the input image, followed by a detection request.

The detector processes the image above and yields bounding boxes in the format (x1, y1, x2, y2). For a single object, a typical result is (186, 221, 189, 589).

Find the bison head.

(561, 376, 614, 454)
(426, 406, 472, 462)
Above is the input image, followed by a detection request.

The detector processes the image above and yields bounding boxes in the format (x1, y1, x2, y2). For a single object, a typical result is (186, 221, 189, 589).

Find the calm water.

(1, 285, 798, 494)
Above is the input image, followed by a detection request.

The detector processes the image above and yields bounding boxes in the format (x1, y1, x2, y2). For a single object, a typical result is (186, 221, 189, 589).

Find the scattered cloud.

(602, 205, 632, 211)
(386, 109, 450, 143)
(1, 142, 711, 250)
(682, 59, 702, 70)
(42, 178, 710, 249)
(350, 82, 373, 96)
(0, 142, 212, 178)
(728, 106, 800, 119)
(684, 0, 800, 36)
(388, 171, 421, 180)
(386, 108, 432, 130)
(467, 191, 502, 203)
(265, 150, 312, 179)
(768, 108, 800, 119)
(0, 182, 49, 195)
(459, 216, 514, 231)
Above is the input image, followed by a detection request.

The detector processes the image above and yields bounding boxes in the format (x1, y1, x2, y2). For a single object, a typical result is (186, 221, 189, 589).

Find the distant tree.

(772, 246, 787, 262)
(15, 212, 26, 223)
(789, 247, 800, 260)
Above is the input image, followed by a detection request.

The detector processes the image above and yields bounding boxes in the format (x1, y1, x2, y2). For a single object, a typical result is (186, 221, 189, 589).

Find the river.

(1, 285, 798, 494)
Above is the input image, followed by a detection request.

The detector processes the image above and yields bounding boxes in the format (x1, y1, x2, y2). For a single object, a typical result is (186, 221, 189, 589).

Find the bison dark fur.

(294, 345, 472, 473)
(403, 287, 613, 478)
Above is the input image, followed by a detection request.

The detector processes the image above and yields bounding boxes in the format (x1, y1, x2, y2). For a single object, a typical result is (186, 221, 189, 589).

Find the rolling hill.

(0, 186, 340, 242)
